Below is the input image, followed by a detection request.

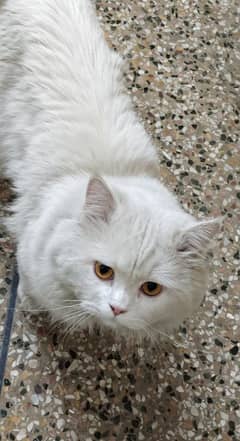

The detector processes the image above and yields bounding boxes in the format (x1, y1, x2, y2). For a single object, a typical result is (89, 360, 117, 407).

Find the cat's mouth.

(101, 316, 126, 331)
(103, 317, 118, 329)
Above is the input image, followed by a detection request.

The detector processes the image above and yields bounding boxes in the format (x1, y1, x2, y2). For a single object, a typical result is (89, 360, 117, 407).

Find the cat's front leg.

(17, 280, 24, 302)
(16, 269, 39, 314)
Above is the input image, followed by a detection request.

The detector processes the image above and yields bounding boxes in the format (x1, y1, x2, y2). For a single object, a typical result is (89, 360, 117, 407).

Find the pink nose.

(110, 304, 126, 316)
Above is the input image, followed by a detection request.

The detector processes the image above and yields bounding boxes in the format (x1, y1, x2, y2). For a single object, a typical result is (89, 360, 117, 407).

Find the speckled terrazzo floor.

(0, 0, 240, 440)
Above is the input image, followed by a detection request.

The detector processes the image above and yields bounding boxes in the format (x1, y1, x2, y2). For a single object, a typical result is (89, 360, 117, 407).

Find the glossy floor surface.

(0, 1, 239, 440)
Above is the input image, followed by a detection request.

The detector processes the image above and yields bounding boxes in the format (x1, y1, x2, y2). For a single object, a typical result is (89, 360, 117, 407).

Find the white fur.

(0, 0, 220, 339)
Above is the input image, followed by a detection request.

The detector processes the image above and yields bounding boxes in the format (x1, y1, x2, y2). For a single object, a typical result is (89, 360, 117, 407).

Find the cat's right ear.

(176, 218, 222, 261)
(84, 176, 115, 223)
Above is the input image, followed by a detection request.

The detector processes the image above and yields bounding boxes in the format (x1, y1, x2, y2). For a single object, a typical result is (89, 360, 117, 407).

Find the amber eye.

(141, 281, 162, 296)
(95, 262, 114, 280)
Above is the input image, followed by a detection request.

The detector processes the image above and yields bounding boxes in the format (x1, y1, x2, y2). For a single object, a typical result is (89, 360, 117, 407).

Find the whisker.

(62, 312, 90, 322)
(19, 304, 79, 313)
(62, 313, 91, 342)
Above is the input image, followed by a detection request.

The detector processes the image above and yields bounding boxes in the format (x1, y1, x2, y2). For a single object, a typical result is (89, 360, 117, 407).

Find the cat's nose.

(109, 304, 127, 316)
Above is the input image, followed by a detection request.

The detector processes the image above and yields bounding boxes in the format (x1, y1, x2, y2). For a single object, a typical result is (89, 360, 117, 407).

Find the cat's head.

(55, 176, 221, 340)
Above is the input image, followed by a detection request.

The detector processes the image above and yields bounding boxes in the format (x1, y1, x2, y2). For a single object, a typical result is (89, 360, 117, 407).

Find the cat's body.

(0, 0, 219, 338)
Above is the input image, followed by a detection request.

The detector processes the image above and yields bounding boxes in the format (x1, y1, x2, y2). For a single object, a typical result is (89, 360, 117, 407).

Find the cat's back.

(0, 0, 158, 183)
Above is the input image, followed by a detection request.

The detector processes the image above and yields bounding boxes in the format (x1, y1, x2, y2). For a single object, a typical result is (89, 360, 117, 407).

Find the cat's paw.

(17, 283, 36, 313)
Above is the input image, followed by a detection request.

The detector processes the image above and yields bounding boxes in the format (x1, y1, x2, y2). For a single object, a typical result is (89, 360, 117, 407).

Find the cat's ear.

(177, 218, 222, 258)
(84, 176, 115, 223)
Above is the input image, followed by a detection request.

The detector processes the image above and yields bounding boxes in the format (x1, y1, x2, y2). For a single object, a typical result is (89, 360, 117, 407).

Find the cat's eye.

(95, 262, 114, 280)
(141, 281, 162, 296)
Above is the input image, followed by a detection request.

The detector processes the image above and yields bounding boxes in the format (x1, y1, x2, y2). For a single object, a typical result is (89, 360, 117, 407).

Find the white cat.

(0, 0, 220, 339)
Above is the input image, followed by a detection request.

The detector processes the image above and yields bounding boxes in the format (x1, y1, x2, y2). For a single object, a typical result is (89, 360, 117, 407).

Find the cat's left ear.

(177, 218, 223, 257)
(84, 176, 115, 223)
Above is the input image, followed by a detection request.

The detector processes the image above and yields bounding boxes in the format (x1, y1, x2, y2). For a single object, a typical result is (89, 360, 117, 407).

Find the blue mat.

(0, 267, 19, 394)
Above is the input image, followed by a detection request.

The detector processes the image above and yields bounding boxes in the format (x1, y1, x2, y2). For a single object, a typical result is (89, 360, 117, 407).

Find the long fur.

(0, 0, 220, 339)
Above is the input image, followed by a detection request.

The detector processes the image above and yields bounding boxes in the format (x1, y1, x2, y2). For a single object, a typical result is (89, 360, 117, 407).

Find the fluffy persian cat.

(0, 0, 220, 339)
